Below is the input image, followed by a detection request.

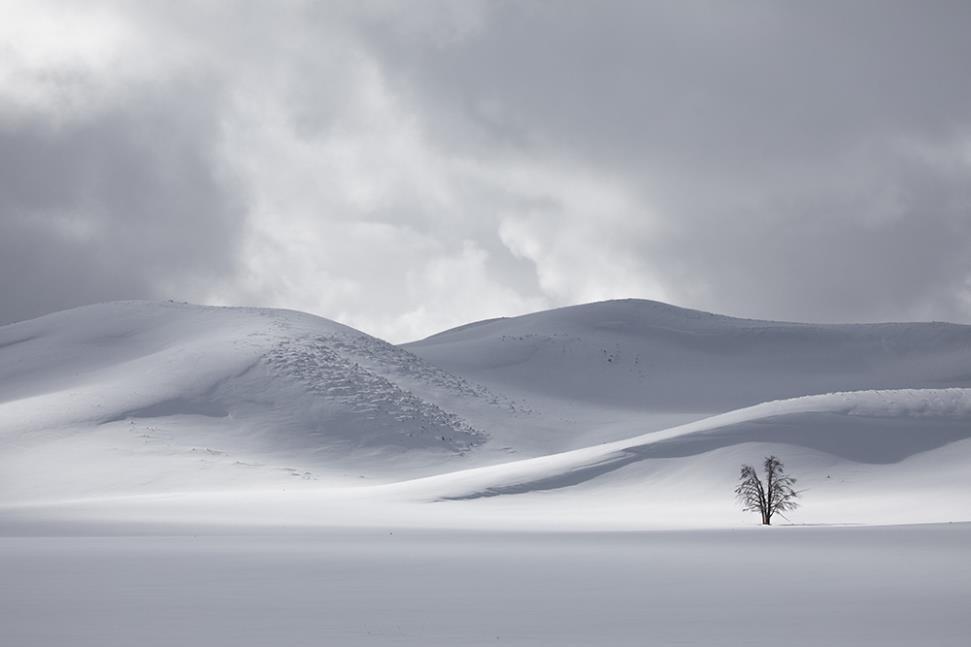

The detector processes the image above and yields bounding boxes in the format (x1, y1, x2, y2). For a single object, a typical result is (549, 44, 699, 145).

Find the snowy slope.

(400, 388, 971, 503)
(1, 299, 970, 528)
(405, 299, 971, 412)
(19, 387, 970, 529)
(0, 301, 524, 502)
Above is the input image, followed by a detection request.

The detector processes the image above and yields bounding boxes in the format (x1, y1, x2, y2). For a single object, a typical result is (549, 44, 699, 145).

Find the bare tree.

(735, 456, 800, 525)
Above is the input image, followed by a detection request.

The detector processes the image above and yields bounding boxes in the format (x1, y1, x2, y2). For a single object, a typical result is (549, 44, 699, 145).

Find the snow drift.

(405, 388, 971, 501)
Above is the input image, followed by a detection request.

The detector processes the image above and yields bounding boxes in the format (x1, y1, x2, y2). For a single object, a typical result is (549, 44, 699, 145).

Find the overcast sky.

(2, 1, 971, 341)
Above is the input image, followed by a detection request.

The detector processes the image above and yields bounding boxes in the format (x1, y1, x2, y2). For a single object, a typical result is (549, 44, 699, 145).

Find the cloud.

(2, 1, 971, 340)
(0, 81, 245, 325)
(354, 0, 971, 326)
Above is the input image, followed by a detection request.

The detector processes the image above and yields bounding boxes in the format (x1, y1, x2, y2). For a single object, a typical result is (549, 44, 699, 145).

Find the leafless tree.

(735, 455, 800, 525)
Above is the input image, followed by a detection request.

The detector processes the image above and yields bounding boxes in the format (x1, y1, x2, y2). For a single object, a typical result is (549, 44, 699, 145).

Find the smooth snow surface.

(1, 525, 969, 647)
(406, 299, 971, 410)
(1, 298, 970, 526)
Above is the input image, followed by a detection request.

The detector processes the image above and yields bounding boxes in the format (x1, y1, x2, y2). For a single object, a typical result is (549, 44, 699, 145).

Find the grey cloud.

(2, 1, 971, 338)
(0, 80, 244, 325)
(353, 1, 971, 324)
(361, 2, 971, 168)
(661, 145, 971, 323)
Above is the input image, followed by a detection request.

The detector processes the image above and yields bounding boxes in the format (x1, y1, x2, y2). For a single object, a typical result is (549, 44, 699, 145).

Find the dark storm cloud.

(0, 80, 243, 325)
(2, 1, 971, 337)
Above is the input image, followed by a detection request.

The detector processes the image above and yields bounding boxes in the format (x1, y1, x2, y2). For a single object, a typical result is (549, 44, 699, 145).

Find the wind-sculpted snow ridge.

(417, 388, 971, 501)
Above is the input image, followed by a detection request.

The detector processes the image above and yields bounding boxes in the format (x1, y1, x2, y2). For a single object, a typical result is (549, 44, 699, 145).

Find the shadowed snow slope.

(405, 299, 971, 411)
(403, 388, 971, 501)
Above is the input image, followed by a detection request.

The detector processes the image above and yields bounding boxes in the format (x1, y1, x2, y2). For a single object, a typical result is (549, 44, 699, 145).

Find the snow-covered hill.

(0, 301, 522, 502)
(413, 388, 969, 497)
(1, 299, 969, 528)
(19, 386, 970, 530)
(406, 299, 971, 411)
